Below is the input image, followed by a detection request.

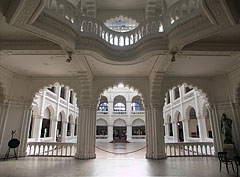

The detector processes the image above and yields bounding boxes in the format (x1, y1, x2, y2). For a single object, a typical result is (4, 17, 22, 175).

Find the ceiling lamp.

(171, 51, 177, 62)
(66, 52, 72, 63)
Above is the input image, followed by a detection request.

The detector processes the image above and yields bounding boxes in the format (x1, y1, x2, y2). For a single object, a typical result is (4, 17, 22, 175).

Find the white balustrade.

(96, 135, 108, 139)
(183, 91, 194, 101)
(112, 111, 127, 115)
(45, 90, 57, 100)
(96, 111, 108, 115)
(167, 0, 200, 26)
(165, 142, 214, 157)
(173, 98, 180, 106)
(131, 111, 145, 115)
(44, 0, 201, 47)
(27, 142, 76, 157)
(132, 135, 146, 139)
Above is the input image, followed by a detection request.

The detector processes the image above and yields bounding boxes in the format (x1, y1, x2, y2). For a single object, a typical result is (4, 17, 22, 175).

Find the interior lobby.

(0, 0, 240, 176)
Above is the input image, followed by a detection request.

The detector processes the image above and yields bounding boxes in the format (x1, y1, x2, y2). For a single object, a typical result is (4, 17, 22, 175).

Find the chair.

(235, 156, 240, 177)
(217, 152, 235, 174)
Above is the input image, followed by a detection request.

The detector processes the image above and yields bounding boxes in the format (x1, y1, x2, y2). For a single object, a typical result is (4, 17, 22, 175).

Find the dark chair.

(235, 156, 240, 177)
(218, 152, 235, 174)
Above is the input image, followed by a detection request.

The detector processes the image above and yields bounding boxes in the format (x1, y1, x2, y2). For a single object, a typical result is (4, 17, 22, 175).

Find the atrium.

(0, 0, 240, 176)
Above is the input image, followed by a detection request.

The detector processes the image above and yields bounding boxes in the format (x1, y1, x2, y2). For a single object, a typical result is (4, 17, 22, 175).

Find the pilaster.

(75, 105, 96, 159)
(145, 104, 166, 159)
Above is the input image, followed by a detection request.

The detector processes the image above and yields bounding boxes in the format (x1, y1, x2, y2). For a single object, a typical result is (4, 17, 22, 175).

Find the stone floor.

(0, 143, 236, 177)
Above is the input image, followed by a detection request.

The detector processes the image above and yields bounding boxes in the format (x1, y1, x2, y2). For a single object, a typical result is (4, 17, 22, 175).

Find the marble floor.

(0, 143, 236, 177)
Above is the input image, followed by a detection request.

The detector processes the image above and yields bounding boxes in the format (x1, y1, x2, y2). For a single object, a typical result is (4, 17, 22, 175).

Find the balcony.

(97, 111, 108, 115)
(41, 0, 202, 52)
(112, 111, 127, 115)
(131, 111, 145, 115)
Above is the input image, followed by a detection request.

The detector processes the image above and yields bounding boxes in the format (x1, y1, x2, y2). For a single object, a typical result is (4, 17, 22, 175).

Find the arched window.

(41, 108, 51, 138)
(57, 112, 63, 141)
(67, 115, 72, 136)
(114, 102, 126, 111)
(105, 16, 139, 32)
(74, 118, 77, 136)
(131, 102, 141, 111)
(60, 86, 65, 99)
(99, 102, 108, 111)
(185, 86, 193, 93)
(174, 87, 180, 99)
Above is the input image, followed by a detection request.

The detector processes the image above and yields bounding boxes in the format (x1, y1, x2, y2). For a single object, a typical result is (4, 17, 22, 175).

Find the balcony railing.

(96, 111, 108, 115)
(132, 135, 146, 139)
(27, 142, 76, 157)
(44, 0, 201, 48)
(167, 0, 200, 27)
(45, 90, 57, 100)
(112, 111, 127, 115)
(165, 142, 214, 157)
(131, 111, 145, 115)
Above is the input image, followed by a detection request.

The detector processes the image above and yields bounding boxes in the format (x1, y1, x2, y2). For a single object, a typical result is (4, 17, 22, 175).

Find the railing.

(45, 90, 57, 100)
(131, 111, 145, 115)
(27, 142, 76, 157)
(96, 111, 108, 115)
(79, 16, 164, 47)
(183, 91, 194, 101)
(112, 111, 127, 115)
(44, 0, 202, 48)
(165, 142, 214, 157)
(173, 98, 180, 106)
(167, 0, 200, 27)
(132, 135, 146, 139)
(96, 135, 108, 139)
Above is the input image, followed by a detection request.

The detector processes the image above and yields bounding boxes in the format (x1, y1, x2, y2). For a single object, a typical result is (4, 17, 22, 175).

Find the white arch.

(96, 118, 108, 126)
(132, 118, 145, 126)
(113, 119, 126, 126)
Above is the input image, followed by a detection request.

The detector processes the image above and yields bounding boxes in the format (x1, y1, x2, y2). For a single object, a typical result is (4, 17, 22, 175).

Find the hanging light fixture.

(171, 51, 177, 62)
(66, 51, 72, 63)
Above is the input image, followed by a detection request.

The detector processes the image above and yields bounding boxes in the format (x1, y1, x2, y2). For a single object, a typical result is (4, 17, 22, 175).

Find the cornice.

(76, 36, 168, 64)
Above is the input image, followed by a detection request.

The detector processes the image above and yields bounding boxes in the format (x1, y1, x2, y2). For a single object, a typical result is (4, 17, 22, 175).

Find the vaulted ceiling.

(0, 0, 240, 78)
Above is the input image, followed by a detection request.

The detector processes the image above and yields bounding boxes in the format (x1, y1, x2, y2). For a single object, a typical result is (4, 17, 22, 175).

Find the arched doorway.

(188, 107, 199, 138)
(176, 112, 184, 142)
(96, 118, 108, 138)
(113, 119, 127, 141)
(41, 108, 51, 138)
(163, 83, 213, 143)
(28, 83, 79, 143)
(132, 119, 145, 139)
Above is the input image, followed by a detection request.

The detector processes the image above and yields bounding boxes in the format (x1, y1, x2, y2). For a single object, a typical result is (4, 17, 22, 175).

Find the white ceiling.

(85, 55, 158, 77)
(0, 54, 86, 77)
(68, 0, 178, 11)
(166, 55, 240, 77)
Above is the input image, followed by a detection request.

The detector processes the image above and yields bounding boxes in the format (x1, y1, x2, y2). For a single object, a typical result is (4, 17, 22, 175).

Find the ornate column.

(18, 105, 33, 157)
(182, 119, 190, 142)
(61, 120, 67, 142)
(75, 105, 96, 159)
(107, 125, 113, 141)
(197, 116, 208, 142)
(127, 125, 132, 142)
(172, 122, 178, 142)
(164, 123, 169, 138)
(145, 104, 166, 159)
(70, 122, 75, 137)
(32, 115, 42, 142)
(0, 102, 10, 152)
(50, 118, 57, 141)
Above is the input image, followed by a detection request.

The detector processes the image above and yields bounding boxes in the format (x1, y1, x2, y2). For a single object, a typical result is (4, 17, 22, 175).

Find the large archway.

(27, 82, 79, 156)
(95, 83, 147, 158)
(162, 83, 215, 156)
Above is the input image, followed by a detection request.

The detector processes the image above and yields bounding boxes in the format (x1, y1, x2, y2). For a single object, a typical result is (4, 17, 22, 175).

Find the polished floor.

(0, 143, 236, 177)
